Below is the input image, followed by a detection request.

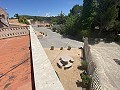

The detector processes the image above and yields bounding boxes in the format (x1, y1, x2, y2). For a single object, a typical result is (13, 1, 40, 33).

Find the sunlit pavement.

(33, 26, 83, 48)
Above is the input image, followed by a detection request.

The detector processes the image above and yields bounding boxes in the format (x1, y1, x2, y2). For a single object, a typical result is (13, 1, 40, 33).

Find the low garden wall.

(0, 26, 29, 39)
(29, 25, 64, 90)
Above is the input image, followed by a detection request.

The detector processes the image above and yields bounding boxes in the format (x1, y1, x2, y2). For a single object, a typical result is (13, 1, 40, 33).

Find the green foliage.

(57, 11, 66, 24)
(63, 5, 83, 36)
(64, 16, 78, 35)
(59, 25, 65, 34)
(81, 60, 88, 70)
(18, 16, 30, 25)
(14, 13, 19, 19)
(108, 33, 116, 41)
(69, 4, 83, 16)
(63, 0, 120, 41)
(14, 14, 30, 25)
(113, 21, 120, 31)
(80, 30, 90, 37)
(94, 0, 119, 35)
(81, 74, 92, 86)
(79, 0, 97, 37)
(20, 14, 67, 25)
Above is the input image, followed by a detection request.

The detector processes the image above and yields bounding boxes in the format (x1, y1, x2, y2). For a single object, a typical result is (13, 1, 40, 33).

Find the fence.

(0, 26, 29, 39)
(83, 37, 102, 90)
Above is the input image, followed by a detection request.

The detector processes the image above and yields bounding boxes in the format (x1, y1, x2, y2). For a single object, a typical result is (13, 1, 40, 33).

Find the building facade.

(0, 7, 9, 28)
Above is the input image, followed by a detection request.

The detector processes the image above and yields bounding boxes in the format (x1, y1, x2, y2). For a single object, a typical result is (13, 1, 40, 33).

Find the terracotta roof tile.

(0, 35, 32, 90)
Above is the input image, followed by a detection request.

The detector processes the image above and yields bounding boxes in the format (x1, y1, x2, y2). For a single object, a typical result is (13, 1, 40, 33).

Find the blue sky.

(0, 0, 83, 17)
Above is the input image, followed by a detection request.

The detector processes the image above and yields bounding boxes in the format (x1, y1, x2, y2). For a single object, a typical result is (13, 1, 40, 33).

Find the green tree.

(95, 0, 119, 35)
(57, 11, 66, 24)
(79, 0, 97, 37)
(50, 16, 58, 25)
(64, 16, 78, 35)
(69, 4, 83, 16)
(64, 5, 83, 36)
(14, 13, 19, 19)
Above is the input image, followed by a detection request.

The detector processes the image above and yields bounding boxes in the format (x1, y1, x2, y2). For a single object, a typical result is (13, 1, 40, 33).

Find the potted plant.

(67, 46, 71, 50)
(50, 46, 54, 50)
(60, 47, 63, 50)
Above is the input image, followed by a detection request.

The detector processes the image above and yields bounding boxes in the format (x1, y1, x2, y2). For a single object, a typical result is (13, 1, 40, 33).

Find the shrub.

(114, 36, 120, 42)
(52, 27, 56, 32)
(50, 46, 54, 50)
(80, 30, 90, 37)
(60, 47, 63, 50)
(18, 16, 30, 25)
(67, 46, 71, 50)
(24, 20, 30, 25)
(56, 30, 60, 33)
(81, 60, 88, 70)
(108, 33, 116, 42)
(81, 74, 92, 87)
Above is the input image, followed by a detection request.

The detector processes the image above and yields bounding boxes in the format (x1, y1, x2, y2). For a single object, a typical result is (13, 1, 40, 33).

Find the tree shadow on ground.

(61, 34, 82, 42)
(61, 33, 120, 46)
(88, 38, 120, 46)
(115, 42, 120, 46)
(88, 38, 99, 45)
(113, 59, 120, 65)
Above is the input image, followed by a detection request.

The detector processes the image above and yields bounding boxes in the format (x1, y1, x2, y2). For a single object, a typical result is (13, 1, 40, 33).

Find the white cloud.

(45, 12, 51, 17)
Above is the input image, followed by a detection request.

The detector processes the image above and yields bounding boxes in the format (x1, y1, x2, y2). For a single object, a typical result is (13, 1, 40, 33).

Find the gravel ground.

(91, 42, 120, 89)
(44, 48, 82, 90)
(33, 26, 83, 48)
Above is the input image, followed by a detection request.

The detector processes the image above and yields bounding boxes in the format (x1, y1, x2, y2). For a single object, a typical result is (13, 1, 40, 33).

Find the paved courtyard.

(33, 26, 83, 48)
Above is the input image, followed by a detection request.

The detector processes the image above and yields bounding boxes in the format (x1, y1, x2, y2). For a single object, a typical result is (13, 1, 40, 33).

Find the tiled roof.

(0, 35, 32, 90)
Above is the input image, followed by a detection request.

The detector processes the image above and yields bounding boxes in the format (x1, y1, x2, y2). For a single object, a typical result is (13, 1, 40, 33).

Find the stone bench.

(70, 58, 74, 63)
(64, 62, 72, 69)
(57, 60, 63, 68)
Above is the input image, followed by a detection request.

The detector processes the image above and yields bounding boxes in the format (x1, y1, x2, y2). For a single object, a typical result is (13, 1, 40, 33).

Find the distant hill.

(18, 15, 67, 25)
(19, 15, 58, 23)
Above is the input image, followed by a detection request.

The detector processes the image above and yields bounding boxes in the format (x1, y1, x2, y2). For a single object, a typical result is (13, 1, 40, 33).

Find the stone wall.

(0, 26, 29, 39)
(83, 37, 102, 90)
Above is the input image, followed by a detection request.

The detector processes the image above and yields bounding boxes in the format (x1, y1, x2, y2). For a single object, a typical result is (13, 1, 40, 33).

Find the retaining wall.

(83, 38, 119, 90)
(83, 37, 102, 90)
